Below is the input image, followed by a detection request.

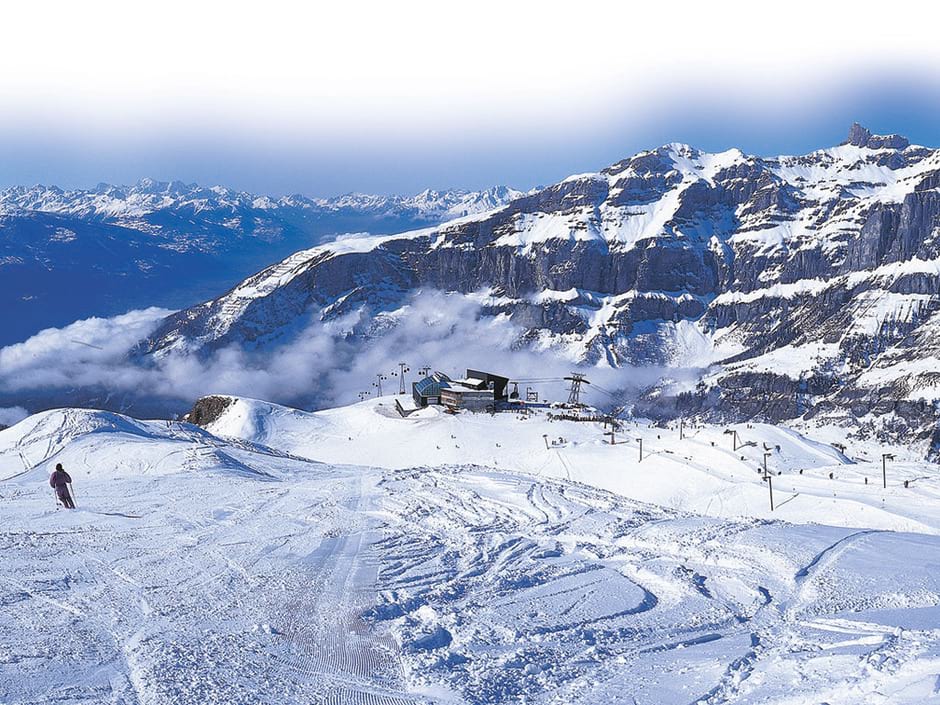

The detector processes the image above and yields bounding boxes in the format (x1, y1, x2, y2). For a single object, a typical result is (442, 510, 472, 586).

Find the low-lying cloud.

(0, 406, 28, 427)
(0, 291, 671, 418)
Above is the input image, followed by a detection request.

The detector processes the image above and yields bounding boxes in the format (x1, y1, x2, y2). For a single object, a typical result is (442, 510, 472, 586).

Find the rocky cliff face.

(138, 126, 940, 455)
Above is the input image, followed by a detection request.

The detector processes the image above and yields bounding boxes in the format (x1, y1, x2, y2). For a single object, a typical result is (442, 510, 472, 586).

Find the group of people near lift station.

(49, 463, 76, 509)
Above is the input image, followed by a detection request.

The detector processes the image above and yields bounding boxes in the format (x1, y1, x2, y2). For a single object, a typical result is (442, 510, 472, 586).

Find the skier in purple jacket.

(49, 463, 75, 509)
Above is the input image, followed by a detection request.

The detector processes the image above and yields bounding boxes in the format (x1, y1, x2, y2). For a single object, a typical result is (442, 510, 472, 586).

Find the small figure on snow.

(49, 463, 75, 509)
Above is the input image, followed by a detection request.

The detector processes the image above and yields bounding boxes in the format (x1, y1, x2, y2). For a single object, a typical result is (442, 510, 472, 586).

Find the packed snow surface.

(3, 400, 940, 704)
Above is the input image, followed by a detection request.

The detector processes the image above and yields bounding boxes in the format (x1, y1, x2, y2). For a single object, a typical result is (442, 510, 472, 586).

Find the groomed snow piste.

(2, 399, 940, 704)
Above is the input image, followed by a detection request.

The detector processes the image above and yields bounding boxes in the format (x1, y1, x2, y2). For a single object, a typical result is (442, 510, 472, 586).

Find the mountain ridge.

(0, 180, 523, 344)
(0, 179, 525, 223)
(136, 124, 940, 457)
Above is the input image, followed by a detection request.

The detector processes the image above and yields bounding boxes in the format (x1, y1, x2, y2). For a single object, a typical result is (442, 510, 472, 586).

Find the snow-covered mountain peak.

(131, 128, 940, 460)
(318, 186, 526, 220)
(601, 143, 752, 186)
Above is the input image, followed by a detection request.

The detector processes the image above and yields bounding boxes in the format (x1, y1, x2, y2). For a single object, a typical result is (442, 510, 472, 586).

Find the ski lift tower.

(373, 374, 388, 397)
(564, 373, 590, 407)
(391, 361, 410, 395)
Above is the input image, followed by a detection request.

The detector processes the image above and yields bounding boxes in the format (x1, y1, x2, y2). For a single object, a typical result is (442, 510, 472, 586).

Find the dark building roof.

(466, 369, 509, 400)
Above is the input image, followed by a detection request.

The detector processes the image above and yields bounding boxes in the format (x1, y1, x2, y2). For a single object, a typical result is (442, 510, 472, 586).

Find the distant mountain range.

(0, 180, 523, 344)
(136, 124, 940, 457)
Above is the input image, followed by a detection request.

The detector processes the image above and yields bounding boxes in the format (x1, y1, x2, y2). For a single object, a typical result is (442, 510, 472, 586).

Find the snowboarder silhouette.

(49, 463, 75, 509)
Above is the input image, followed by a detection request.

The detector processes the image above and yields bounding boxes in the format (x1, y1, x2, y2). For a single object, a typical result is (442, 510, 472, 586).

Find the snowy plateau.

(3, 396, 940, 704)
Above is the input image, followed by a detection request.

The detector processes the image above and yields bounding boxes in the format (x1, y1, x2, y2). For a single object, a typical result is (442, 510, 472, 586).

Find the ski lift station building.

(412, 371, 452, 407)
(413, 369, 510, 413)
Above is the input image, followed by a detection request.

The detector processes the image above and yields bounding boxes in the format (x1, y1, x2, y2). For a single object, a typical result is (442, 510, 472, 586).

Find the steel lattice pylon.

(564, 373, 590, 406)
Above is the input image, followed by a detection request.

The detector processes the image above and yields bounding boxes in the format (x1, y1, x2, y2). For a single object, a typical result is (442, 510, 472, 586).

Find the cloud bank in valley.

(0, 292, 665, 418)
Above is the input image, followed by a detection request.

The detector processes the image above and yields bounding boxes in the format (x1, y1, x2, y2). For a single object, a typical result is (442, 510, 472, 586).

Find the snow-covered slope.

(0, 407, 298, 483)
(4, 400, 940, 704)
(200, 394, 940, 534)
(0, 180, 522, 345)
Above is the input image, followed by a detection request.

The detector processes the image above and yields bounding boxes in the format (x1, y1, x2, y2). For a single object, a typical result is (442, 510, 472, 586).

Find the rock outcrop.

(185, 395, 236, 428)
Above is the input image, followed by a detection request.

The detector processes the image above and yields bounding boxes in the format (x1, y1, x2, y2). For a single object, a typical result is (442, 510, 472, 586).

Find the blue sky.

(1, 1, 938, 197)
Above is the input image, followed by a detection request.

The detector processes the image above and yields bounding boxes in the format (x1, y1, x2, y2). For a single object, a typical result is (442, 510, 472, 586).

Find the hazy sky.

(3, 0, 939, 196)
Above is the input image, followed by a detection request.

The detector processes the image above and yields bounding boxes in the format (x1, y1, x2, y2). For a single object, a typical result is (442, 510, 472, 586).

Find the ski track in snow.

(2, 405, 940, 704)
(274, 477, 424, 705)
